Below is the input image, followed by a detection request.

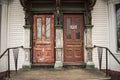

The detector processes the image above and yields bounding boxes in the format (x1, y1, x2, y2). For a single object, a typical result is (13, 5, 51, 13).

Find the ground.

(8, 68, 111, 80)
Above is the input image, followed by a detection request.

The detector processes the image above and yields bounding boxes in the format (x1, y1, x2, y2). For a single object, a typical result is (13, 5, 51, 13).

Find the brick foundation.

(0, 71, 7, 80)
(109, 70, 120, 80)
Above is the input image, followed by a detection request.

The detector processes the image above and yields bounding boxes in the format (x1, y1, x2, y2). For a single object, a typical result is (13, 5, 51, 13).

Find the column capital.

(85, 24, 94, 29)
(85, 46, 94, 50)
(55, 24, 63, 29)
(23, 24, 31, 29)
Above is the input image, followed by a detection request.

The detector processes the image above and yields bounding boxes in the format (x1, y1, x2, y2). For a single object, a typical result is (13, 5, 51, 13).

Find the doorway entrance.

(33, 14, 54, 63)
(63, 14, 84, 63)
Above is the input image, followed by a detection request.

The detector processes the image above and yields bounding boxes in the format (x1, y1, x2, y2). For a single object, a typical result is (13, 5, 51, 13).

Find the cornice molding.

(19, 0, 31, 11)
(19, 0, 26, 8)
(88, 0, 97, 10)
(86, 0, 97, 24)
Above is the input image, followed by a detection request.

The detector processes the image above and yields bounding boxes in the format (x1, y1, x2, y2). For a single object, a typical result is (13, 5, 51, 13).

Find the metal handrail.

(0, 46, 23, 78)
(106, 48, 120, 65)
(94, 45, 120, 76)
(0, 46, 23, 59)
(0, 49, 8, 59)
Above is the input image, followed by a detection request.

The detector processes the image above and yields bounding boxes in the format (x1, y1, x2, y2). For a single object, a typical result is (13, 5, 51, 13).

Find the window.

(116, 3, 120, 50)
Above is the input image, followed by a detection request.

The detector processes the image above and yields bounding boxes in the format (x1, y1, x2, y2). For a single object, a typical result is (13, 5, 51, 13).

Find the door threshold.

(63, 62, 86, 68)
(31, 63, 54, 69)
(63, 62, 85, 65)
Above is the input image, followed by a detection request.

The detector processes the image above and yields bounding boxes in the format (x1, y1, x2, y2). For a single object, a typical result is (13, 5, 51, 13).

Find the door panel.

(64, 14, 84, 62)
(33, 14, 54, 63)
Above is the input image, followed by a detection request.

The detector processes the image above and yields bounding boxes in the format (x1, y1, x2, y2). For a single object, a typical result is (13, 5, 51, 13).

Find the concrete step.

(63, 62, 86, 69)
(31, 62, 86, 69)
(7, 68, 111, 80)
(31, 63, 54, 69)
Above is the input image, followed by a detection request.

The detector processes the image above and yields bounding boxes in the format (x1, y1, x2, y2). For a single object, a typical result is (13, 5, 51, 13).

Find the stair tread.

(8, 69, 111, 80)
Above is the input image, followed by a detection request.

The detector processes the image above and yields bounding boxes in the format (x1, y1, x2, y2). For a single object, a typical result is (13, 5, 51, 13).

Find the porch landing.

(8, 68, 111, 80)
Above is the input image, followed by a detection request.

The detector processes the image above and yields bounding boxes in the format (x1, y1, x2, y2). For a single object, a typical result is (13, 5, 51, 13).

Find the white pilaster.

(22, 27, 31, 70)
(85, 25, 95, 69)
(54, 29, 63, 69)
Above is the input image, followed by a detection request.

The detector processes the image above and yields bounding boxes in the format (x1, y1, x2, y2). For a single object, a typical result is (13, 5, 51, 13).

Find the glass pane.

(37, 18, 42, 39)
(66, 18, 71, 39)
(75, 18, 80, 39)
(46, 18, 51, 40)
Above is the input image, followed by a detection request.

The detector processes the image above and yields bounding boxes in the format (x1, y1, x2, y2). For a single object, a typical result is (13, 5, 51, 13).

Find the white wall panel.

(92, 0, 109, 69)
(8, 0, 25, 70)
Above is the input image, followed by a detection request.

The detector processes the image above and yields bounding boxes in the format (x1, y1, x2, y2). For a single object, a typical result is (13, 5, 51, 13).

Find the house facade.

(0, 0, 120, 78)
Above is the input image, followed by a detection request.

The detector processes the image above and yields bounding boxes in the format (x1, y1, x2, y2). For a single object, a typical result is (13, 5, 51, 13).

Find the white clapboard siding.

(92, 0, 109, 69)
(109, 54, 120, 71)
(8, 0, 25, 70)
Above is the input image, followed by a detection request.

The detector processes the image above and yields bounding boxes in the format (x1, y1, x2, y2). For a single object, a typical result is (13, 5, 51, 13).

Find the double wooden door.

(33, 14, 54, 63)
(64, 14, 84, 62)
(33, 14, 84, 63)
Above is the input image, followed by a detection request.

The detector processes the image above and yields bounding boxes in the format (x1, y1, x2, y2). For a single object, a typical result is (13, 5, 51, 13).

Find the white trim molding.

(107, 0, 120, 72)
(0, 3, 8, 72)
(108, 0, 120, 53)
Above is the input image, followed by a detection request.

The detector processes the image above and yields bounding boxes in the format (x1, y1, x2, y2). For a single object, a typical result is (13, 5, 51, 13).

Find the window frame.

(108, 0, 120, 53)
(115, 3, 120, 50)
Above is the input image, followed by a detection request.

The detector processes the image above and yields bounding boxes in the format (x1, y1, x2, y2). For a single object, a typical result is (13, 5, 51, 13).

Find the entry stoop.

(8, 68, 111, 80)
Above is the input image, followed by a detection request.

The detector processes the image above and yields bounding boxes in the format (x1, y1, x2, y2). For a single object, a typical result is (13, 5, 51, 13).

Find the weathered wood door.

(33, 14, 54, 63)
(64, 14, 84, 62)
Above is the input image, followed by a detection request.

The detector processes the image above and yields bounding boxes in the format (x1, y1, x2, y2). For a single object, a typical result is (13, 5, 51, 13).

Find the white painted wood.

(84, 32, 87, 63)
(107, 0, 120, 71)
(86, 28, 94, 68)
(54, 29, 63, 69)
(92, 0, 120, 72)
(0, 3, 8, 72)
(108, 0, 120, 54)
(7, 0, 25, 70)
(92, 0, 109, 69)
(22, 28, 31, 68)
